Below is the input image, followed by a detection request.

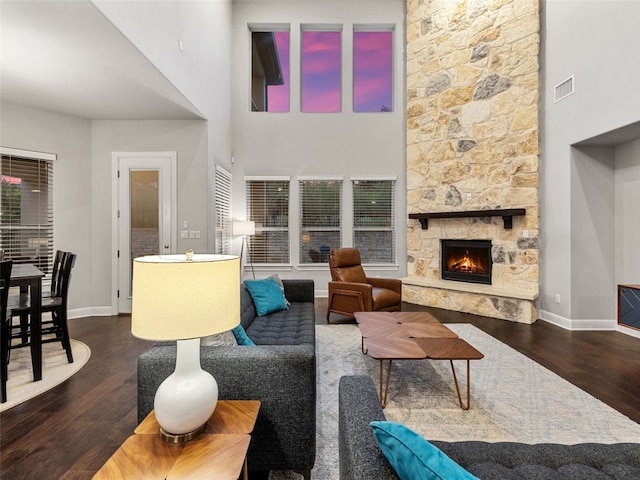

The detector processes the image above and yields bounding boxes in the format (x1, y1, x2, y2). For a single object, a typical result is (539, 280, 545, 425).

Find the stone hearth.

(404, 0, 540, 323)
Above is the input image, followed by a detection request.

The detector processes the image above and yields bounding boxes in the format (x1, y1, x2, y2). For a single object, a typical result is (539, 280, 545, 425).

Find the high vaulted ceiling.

(0, 0, 203, 120)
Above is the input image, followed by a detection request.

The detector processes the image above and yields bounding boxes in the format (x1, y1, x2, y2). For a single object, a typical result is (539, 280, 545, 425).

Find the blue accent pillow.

(231, 324, 255, 346)
(243, 278, 289, 316)
(370, 421, 478, 480)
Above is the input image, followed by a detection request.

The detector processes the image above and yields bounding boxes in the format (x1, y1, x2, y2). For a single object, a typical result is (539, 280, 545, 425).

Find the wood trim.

(409, 208, 526, 229)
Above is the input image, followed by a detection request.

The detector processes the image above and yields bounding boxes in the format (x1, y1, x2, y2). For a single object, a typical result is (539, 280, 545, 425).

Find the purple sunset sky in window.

(267, 30, 392, 113)
(353, 31, 393, 112)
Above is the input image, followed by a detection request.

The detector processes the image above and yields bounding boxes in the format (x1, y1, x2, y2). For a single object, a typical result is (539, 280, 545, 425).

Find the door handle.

(164, 244, 170, 249)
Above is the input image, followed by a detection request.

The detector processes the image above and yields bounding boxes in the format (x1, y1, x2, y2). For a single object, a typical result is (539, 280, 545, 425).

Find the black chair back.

(1, 260, 14, 403)
(58, 253, 76, 303)
(49, 250, 67, 297)
(0, 260, 12, 317)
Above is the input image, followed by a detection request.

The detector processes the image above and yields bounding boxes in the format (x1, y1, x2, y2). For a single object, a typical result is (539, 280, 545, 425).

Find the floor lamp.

(233, 220, 255, 279)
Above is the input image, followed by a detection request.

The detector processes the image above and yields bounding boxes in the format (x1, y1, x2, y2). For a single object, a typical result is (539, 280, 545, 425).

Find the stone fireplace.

(402, 0, 540, 324)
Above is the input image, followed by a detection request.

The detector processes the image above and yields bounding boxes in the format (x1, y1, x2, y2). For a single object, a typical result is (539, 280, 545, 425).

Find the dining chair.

(1, 260, 14, 403)
(9, 251, 76, 365)
(11, 250, 66, 345)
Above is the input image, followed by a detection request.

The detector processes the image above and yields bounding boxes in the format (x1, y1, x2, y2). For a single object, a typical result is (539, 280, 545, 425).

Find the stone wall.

(404, 0, 540, 323)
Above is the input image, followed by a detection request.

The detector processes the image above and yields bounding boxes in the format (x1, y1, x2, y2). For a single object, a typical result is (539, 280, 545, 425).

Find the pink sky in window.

(354, 31, 393, 112)
(302, 31, 341, 113)
(266, 30, 393, 113)
(267, 32, 290, 112)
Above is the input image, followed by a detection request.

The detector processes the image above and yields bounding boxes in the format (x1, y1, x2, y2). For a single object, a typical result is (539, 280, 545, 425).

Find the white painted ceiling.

(0, 0, 203, 120)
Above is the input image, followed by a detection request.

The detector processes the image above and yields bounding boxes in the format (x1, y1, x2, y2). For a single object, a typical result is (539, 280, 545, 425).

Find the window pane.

(130, 170, 159, 259)
(354, 31, 393, 112)
(1, 154, 54, 274)
(250, 231, 289, 264)
(353, 180, 394, 263)
(354, 231, 394, 263)
(251, 31, 289, 112)
(300, 180, 342, 263)
(302, 31, 341, 113)
(246, 180, 290, 264)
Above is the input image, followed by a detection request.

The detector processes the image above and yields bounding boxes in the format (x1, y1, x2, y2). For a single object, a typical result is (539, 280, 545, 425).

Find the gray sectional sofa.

(138, 279, 316, 479)
(339, 375, 640, 480)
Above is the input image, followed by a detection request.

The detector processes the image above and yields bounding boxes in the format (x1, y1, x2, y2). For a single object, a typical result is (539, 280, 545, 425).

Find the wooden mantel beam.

(408, 208, 526, 230)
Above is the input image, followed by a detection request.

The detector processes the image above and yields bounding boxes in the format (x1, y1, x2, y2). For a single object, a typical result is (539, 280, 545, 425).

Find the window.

(301, 29, 342, 113)
(299, 179, 342, 263)
(353, 179, 395, 263)
(251, 30, 290, 112)
(246, 178, 290, 264)
(214, 166, 232, 255)
(353, 30, 393, 112)
(0, 147, 55, 275)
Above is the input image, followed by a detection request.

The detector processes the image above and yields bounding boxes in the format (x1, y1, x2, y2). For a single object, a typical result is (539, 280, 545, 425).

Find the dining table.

(10, 263, 45, 381)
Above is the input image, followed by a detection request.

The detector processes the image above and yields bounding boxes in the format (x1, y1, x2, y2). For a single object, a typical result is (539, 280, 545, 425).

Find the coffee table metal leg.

(449, 360, 472, 410)
(379, 360, 393, 408)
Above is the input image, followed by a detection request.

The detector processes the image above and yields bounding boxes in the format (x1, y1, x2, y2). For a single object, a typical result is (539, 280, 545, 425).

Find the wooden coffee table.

(355, 312, 483, 410)
(93, 400, 260, 480)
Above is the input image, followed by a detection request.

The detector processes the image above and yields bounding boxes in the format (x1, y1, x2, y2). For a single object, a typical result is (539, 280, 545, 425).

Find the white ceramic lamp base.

(154, 338, 218, 443)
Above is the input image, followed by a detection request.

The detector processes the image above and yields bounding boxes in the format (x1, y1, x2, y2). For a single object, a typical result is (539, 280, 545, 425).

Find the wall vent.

(554, 75, 574, 103)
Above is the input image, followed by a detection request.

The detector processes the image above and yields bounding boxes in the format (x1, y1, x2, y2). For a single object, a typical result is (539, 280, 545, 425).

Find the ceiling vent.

(554, 75, 574, 103)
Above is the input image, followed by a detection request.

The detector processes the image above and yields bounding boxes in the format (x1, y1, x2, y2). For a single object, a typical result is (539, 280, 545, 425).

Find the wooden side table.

(94, 400, 260, 480)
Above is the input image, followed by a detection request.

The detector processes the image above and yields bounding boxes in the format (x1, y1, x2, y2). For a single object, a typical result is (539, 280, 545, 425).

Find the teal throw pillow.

(370, 421, 478, 480)
(231, 324, 255, 346)
(244, 278, 289, 316)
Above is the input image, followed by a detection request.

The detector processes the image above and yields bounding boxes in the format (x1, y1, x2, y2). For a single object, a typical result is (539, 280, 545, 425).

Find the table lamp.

(131, 253, 240, 443)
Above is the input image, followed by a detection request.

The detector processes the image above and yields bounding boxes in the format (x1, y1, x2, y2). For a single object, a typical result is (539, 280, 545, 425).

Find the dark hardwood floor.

(2, 301, 640, 479)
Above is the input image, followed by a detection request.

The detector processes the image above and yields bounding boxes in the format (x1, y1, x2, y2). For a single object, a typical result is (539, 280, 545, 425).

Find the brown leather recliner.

(327, 247, 402, 323)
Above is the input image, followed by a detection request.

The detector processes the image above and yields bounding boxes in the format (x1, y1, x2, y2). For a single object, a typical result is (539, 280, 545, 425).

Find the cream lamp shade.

(131, 254, 240, 341)
(233, 220, 255, 237)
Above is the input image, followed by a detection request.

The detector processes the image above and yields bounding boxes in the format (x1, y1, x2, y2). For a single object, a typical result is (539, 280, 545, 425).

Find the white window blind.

(353, 179, 395, 263)
(299, 179, 342, 263)
(214, 166, 232, 255)
(0, 148, 55, 275)
(245, 178, 290, 264)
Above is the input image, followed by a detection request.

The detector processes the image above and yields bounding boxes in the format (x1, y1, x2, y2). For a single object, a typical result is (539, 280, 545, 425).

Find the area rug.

(1, 339, 91, 412)
(301, 323, 640, 480)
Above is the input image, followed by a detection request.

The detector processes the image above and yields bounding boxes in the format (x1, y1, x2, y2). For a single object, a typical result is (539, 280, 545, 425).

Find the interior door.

(116, 153, 176, 313)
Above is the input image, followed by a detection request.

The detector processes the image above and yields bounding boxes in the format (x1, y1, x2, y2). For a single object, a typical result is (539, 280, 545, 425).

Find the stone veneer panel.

(406, 0, 540, 323)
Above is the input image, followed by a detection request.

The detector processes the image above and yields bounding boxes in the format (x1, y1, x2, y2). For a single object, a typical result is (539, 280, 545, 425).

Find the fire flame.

(450, 250, 486, 274)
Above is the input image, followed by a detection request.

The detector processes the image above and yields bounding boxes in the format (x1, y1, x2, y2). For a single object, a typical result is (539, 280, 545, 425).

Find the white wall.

(94, 0, 234, 252)
(541, 0, 640, 327)
(231, 0, 406, 290)
(90, 120, 210, 310)
(570, 146, 615, 320)
(615, 139, 640, 285)
(2, 2, 234, 316)
(0, 103, 93, 313)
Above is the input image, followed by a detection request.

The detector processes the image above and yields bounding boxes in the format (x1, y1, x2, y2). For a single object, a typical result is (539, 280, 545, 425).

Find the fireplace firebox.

(441, 239, 492, 285)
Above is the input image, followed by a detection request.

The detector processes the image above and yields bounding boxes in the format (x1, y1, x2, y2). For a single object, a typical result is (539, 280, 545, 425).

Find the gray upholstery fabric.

(246, 303, 315, 345)
(339, 375, 399, 480)
(138, 279, 316, 474)
(339, 375, 640, 480)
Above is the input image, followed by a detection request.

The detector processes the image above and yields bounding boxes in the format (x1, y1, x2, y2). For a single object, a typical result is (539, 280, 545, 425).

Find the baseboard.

(539, 309, 617, 331)
(616, 324, 640, 339)
(69, 306, 114, 319)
